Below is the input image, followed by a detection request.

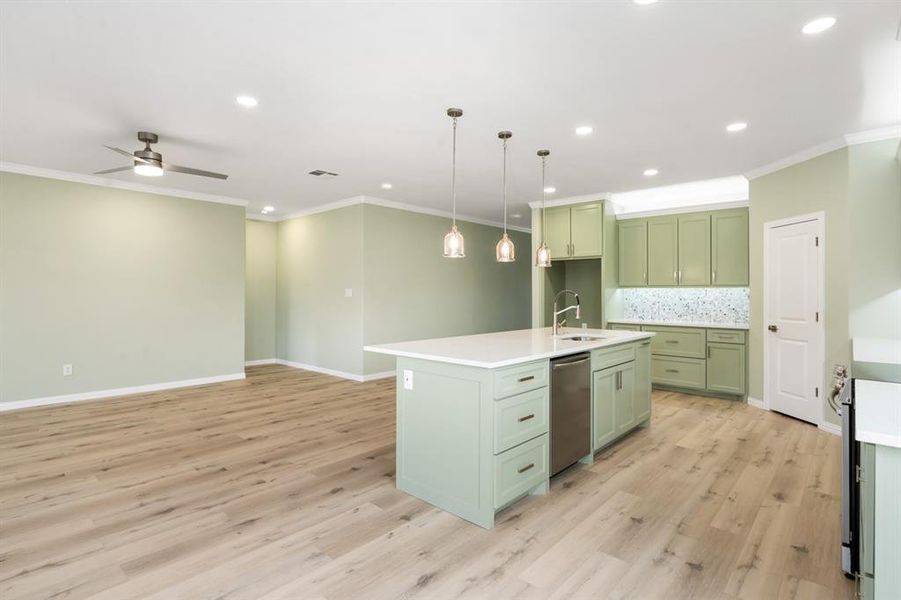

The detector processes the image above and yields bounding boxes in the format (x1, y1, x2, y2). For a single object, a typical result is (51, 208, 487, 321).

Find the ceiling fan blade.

(93, 166, 133, 175)
(163, 163, 229, 180)
(103, 145, 150, 164)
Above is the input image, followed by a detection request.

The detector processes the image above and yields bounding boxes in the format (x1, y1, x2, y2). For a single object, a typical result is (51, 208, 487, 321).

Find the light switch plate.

(62, 364, 73, 376)
(344, 288, 353, 297)
(403, 369, 413, 390)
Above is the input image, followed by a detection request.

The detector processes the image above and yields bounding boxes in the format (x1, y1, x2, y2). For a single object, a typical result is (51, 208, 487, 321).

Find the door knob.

(768, 325, 778, 332)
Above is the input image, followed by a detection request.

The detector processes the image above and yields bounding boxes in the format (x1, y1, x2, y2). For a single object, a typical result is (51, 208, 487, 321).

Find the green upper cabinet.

(570, 203, 604, 258)
(543, 202, 604, 260)
(677, 214, 711, 286)
(618, 219, 647, 286)
(711, 208, 749, 286)
(647, 216, 678, 286)
(544, 206, 571, 261)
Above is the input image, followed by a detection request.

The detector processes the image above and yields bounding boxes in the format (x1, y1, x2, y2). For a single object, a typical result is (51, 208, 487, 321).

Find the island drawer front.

(651, 356, 706, 389)
(644, 326, 706, 358)
(609, 323, 641, 332)
(707, 329, 746, 344)
(494, 388, 549, 454)
(591, 344, 636, 371)
(494, 433, 549, 509)
(493, 361, 549, 399)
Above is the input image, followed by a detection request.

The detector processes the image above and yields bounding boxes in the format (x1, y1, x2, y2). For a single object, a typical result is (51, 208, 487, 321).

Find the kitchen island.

(364, 327, 654, 529)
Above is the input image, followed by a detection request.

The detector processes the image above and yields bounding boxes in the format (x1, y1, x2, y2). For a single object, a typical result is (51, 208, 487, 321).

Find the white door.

(765, 217, 822, 424)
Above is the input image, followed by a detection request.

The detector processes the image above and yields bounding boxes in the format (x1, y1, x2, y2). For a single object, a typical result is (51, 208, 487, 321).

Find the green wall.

(0, 172, 246, 403)
(848, 139, 901, 340)
(245, 220, 277, 361)
(276, 205, 364, 375)
(361, 204, 531, 375)
(749, 138, 900, 425)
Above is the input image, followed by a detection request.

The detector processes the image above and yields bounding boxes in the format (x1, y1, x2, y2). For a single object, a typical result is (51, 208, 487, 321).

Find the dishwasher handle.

(551, 353, 590, 369)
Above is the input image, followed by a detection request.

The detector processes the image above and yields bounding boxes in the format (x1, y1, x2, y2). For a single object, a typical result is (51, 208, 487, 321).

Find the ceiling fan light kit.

(95, 131, 229, 180)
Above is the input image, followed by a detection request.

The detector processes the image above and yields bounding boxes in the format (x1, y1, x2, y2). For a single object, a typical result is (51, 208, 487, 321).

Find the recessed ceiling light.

(575, 125, 593, 136)
(726, 121, 748, 132)
(511, 213, 522, 219)
(263, 205, 274, 212)
(802, 17, 836, 35)
(643, 168, 659, 176)
(544, 186, 556, 194)
(236, 95, 259, 108)
(633, 0, 658, 4)
(381, 182, 393, 190)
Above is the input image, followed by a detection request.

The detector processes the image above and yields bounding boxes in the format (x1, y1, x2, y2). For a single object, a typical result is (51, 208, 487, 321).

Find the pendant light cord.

(541, 155, 547, 243)
(451, 116, 458, 227)
(502, 138, 508, 234)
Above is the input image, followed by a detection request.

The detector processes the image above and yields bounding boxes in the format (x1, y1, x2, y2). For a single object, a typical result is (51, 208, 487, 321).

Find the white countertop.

(363, 327, 653, 369)
(855, 379, 901, 449)
(608, 318, 749, 330)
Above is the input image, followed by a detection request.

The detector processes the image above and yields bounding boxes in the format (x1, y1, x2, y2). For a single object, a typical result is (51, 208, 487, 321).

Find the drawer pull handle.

(517, 375, 535, 383)
(665, 340, 680, 344)
(665, 369, 679, 373)
(518, 463, 535, 474)
(518, 414, 535, 422)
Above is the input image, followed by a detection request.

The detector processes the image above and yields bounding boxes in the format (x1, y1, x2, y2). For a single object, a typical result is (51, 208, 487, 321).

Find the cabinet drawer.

(707, 329, 746, 344)
(494, 433, 549, 509)
(644, 326, 706, 358)
(494, 388, 549, 454)
(651, 356, 706, 389)
(591, 343, 635, 371)
(608, 323, 641, 332)
(493, 361, 549, 399)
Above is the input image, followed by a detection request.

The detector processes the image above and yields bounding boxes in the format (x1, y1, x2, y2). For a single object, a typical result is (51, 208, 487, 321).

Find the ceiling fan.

(94, 131, 228, 180)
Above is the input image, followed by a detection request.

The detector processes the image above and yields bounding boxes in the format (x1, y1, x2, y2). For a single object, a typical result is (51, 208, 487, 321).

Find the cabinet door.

(633, 341, 651, 423)
(860, 443, 875, 577)
(711, 209, 749, 285)
(615, 362, 635, 434)
(618, 219, 647, 286)
(647, 216, 678, 286)
(705, 342, 745, 395)
(592, 367, 617, 451)
(677, 213, 711, 286)
(544, 207, 571, 260)
(570, 203, 604, 258)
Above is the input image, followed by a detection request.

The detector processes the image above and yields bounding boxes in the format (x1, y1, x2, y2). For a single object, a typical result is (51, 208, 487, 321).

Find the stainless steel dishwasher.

(550, 352, 591, 476)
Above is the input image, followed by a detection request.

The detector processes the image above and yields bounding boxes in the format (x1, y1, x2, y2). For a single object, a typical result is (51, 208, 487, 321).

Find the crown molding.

(0, 162, 250, 207)
(277, 195, 531, 233)
(616, 199, 749, 220)
(745, 126, 901, 180)
(527, 192, 611, 210)
(245, 212, 279, 223)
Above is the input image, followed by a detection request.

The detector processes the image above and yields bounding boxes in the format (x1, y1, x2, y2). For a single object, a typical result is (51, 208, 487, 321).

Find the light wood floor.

(1, 365, 854, 600)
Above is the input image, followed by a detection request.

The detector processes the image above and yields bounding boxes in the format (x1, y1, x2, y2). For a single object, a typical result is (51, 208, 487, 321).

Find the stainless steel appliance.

(550, 353, 591, 476)
(829, 364, 857, 577)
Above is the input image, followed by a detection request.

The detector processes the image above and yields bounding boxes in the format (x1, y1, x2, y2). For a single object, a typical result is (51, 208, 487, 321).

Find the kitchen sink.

(560, 335, 604, 342)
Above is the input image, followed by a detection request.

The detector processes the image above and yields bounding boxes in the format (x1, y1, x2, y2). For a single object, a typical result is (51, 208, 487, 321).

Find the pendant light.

(535, 149, 552, 267)
(495, 130, 515, 262)
(443, 108, 465, 258)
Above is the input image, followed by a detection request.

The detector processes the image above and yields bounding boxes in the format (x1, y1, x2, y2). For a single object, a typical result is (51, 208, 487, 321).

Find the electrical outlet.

(344, 288, 353, 297)
(62, 364, 73, 376)
(582, 322, 588, 329)
(403, 369, 414, 390)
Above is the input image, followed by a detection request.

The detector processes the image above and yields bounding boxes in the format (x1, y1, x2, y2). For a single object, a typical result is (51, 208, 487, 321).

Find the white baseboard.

(245, 359, 278, 366)
(747, 396, 766, 410)
(273, 359, 394, 383)
(0, 373, 247, 412)
(818, 421, 842, 437)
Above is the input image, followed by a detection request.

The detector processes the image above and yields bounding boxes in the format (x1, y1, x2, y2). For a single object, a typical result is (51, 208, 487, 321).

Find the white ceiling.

(1, 1, 898, 225)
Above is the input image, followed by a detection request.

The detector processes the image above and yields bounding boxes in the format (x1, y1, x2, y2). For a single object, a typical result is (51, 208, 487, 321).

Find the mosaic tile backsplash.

(622, 287, 750, 324)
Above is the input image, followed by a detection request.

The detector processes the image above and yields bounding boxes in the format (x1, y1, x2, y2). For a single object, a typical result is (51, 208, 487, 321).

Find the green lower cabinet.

(705, 342, 746, 395)
(592, 367, 617, 450)
(859, 442, 901, 600)
(614, 363, 636, 435)
(609, 323, 641, 332)
(493, 433, 549, 509)
(651, 355, 707, 389)
(634, 341, 651, 423)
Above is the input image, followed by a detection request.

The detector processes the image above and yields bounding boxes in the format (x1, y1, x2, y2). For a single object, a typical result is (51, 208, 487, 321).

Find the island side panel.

(395, 357, 495, 528)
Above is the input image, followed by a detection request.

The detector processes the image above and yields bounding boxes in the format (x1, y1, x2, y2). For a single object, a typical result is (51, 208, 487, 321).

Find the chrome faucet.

(553, 289, 581, 336)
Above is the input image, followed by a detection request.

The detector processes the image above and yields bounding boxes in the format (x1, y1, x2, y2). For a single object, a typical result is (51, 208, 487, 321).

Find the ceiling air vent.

(309, 169, 339, 177)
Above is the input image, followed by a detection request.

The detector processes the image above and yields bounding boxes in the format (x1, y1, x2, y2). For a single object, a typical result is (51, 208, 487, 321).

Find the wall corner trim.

(0, 162, 251, 207)
(0, 373, 247, 412)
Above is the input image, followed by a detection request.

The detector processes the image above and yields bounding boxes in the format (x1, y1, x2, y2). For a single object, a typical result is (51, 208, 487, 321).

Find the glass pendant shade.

(443, 224, 465, 258)
(535, 241, 551, 267)
(496, 232, 515, 262)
